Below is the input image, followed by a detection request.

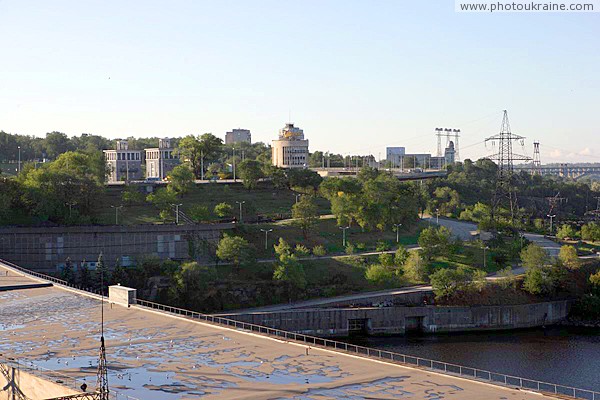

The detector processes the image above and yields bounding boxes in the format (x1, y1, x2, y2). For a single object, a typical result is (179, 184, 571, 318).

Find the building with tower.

(103, 140, 143, 182)
(225, 128, 252, 145)
(145, 138, 180, 180)
(272, 123, 309, 169)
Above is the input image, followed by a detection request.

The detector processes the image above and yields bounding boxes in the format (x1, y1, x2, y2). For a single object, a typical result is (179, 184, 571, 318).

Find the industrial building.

(272, 123, 309, 169)
(103, 140, 143, 182)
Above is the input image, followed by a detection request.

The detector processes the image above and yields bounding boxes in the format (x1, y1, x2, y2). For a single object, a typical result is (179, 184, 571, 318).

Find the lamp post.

(110, 205, 123, 225)
(393, 223, 402, 243)
(236, 200, 245, 222)
(339, 226, 350, 247)
(172, 203, 183, 224)
(295, 194, 301, 204)
(519, 232, 525, 249)
(232, 147, 236, 182)
(547, 214, 556, 233)
(483, 246, 489, 270)
(260, 229, 273, 250)
(17, 146, 21, 173)
(436, 208, 440, 224)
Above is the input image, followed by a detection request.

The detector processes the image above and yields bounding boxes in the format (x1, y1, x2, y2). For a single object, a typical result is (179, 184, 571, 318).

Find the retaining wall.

(0, 223, 234, 273)
(220, 300, 572, 337)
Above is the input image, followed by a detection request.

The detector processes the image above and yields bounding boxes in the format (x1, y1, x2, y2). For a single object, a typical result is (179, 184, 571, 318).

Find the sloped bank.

(218, 300, 572, 337)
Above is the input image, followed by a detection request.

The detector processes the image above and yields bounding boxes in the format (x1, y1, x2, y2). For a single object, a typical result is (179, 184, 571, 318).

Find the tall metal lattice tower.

(96, 254, 110, 400)
(532, 141, 541, 175)
(485, 110, 531, 221)
(435, 127, 461, 161)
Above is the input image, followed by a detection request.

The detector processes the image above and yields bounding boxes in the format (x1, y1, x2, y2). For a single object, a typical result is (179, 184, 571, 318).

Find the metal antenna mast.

(96, 253, 109, 400)
(532, 141, 541, 175)
(485, 110, 531, 222)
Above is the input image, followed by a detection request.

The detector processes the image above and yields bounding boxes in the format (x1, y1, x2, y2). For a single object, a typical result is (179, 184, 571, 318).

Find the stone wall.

(0, 223, 234, 273)
(220, 300, 572, 337)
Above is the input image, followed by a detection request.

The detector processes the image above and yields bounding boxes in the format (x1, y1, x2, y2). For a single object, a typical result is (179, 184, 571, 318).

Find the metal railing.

(2, 258, 599, 400)
(0, 357, 139, 400)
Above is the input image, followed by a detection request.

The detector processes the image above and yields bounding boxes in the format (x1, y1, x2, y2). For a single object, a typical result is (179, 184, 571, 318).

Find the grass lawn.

(430, 243, 500, 274)
(237, 218, 425, 259)
(94, 181, 331, 225)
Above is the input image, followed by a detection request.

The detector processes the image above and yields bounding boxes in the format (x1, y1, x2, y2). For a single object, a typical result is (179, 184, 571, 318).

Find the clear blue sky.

(1, 0, 598, 162)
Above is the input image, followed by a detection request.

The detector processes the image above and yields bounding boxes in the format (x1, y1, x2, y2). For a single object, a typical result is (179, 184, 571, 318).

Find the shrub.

(365, 264, 396, 286)
(312, 245, 326, 257)
(294, 244, 310, 257)
(375, 240, 391, 252)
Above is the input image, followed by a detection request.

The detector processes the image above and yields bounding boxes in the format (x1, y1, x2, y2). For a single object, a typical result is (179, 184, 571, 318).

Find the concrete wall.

(220, 301, 571, 337)
(0, 223, 234, 273)
(0, 365, 80, 400)
(109, 285, 137, 306)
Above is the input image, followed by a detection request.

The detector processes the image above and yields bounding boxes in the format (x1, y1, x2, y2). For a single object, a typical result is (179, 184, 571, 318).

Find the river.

(349, 326, 600, 392)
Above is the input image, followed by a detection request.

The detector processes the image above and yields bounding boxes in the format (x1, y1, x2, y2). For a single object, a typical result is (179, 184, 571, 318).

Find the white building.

(225, 129, 251, 145)
(103, 140, 143, 182)
(272, 123, 309, 169)
(145, 138, 180, 180)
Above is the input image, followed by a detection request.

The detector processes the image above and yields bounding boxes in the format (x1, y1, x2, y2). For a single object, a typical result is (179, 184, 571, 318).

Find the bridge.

(1, 259, 597, 399)
(312, 167, 447, 180)
(516, 164, 600, 179)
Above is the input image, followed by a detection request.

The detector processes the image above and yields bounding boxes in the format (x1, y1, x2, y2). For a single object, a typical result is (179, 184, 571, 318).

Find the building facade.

(386, 147, 406, 166)
(145, 138, 180, 180)
(272, 123, 309, 169)
(103, 140, 143, 182)
(225, 128, 251, 145)
(431, 141, 456, 169)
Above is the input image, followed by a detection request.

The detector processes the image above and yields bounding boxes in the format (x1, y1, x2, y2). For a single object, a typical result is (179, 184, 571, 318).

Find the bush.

(496, 266, 517, 289)
(312, 245, 326, 257)
(558, 245, 581, 270)
(430, 267, 472, 299)
(375, 240, 391, 252)
(581, 222, 600, 242)
(345, 242, 356, 255)
(214, 202, 233, 218)
(294, 244, 310, 257)
(556, 224, 578, 240)
(189, 204, 211, 222)
(365, 264, 396, 286)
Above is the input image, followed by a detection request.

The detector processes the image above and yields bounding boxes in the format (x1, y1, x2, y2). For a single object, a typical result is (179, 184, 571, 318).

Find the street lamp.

(436, 208, 440, 224)
(295, 194, 302, 204)
(393, 223, 402, 243)
(110, 205, 123, 225)
(232, 147, 236, 182)
(17, 146, 21, 173)
(339, 226, 350, 247)
(547, 214, 556, 233)
(236, 200, 245, 222)
(260, 229, 273, 250)
(172, 203, 183, 224)
(483, 246, 489, 270)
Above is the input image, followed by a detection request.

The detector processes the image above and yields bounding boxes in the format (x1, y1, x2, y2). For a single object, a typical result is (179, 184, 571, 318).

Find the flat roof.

(0, 264, 559, 399)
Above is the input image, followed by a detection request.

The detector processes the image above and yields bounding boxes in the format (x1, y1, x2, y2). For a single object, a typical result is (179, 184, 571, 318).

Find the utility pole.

(232, 148, 236, 182)
(236, 200, 245, 222)
(110, 205, 123, 225)
(260, 228, 273, 250)
(485, 110, 531, 223)
(547, 214, 556, 233)
(172, 203, 183, 224)
(393, 223, 402, 243)
(532, 141, 541, 175)
(339, 226, 350, 247)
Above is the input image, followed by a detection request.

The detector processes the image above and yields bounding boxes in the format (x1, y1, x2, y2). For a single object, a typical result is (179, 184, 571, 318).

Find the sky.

(0, 0, 598, 162)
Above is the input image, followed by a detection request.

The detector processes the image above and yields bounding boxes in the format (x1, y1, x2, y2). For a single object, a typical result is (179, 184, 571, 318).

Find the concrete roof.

(0, 264, 560, 399)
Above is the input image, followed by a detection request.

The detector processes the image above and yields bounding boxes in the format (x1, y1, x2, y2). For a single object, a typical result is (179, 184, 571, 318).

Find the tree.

(365, 264, 396, 286)
(44, 131, 73, 159)
(429, 186, 461, 216)
(61, 257, 75, 283)
(520, 243, 549, 270)
(78, 261, 91, 288)
(312, 245, 326, 256)
(430, 267, 472, 299)
(523, 266, 556, 295)
(558, 245, 580, 270)
(292, 195, 319, 238)
(403, 251, 426, 282)
(287, 169, 323, 193)
(214, 202, 233, 218)
(168, 164, 195, 195)
(146, 188, 178, 212)
(237, 160, 264, 189)
(110, 259, 128, 286)
(273, 254, 306, 291)
(590, 271, 600, 289)
(556, 224, 578, 240)
(581, 222, 600, 242)
(472, 269, 488, 291)
(394, 246, 409, 266)
(171, 261, 217, 309)
(496, 266, 517, 290)
(177, 135, 203, 178)
(216, 235, 254, 270)
(418, 226, 451, 260)
(189, 204, 211, 222)
(274, 238, 292, 259)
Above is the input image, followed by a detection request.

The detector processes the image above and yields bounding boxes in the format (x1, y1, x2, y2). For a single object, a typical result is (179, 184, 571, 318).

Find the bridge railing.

(1, 258, 598, 400)
(134, 297, 600, 400)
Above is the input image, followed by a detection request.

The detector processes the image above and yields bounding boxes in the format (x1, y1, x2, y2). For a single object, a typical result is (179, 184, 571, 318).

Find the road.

(423, 216, 479, 241)
(521, 233, 561, 258)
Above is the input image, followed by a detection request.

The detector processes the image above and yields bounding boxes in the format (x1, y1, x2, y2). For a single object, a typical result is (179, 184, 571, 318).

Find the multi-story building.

(103, 140, 143, 182)
(225, 128, 251, 145)
(431, 141, 456, 169)
(386, 147, 406, 166)
(145, 138, 180, 180)
(272, 123, 309, 169)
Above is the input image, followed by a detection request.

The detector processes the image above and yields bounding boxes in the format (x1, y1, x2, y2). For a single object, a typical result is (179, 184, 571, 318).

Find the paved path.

(522, 233, 561, 258)
(423, 216, 479, 241)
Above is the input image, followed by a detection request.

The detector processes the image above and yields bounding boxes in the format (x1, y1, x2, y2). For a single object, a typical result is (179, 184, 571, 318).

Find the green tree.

(168, 164, 195, 195)
(171, 261, 217, 309)
(110, 259, 128, 286)
(418, 226, 451, 260)
(189, 204, 211, 222)
(496, 266, 517, 290)
(394, 246, 409, 266)
(237, 159, 264, 189)
(287, 169, 323, 193)
(122, 185, 146, 205)
(520, 243, 549, 269)
(581, 222, 600, 242)
(365, 264, 396, 286)
(472, 269, 488, 291)
(429, 186, 461, 216)
(78, 261, 91, 288)
(590, 271, 600, 288)
(558, 245, 580, 270)
(177, 135, 203, 178)
(430, 267, 472, 299)
(214, 202, 233, 218)
(312, 244, 326, 256)
(146, 188, 178, 212)
(44, 131, 73, 159)
(403, 251, 426, 282)
(292, 195, 319, 238)
(523, 266, 556, 295)
(294, 244, 310, 257)
(273, 254, 306, 291)
(61, 257, 75, 283)
(556, 224, 578, 240)
(216, 235, 254, 270)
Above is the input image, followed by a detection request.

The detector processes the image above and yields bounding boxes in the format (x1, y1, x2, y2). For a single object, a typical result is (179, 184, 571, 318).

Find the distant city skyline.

(0, 0, 598, 163)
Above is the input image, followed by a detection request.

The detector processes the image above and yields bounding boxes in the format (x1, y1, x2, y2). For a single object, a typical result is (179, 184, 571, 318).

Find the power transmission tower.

(485, 110, 532, 222)
(435, 127, 461, 161)
(532, 141, 541, 175)
(546, 192, 566, 216)
(96, 254, 110, 400)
